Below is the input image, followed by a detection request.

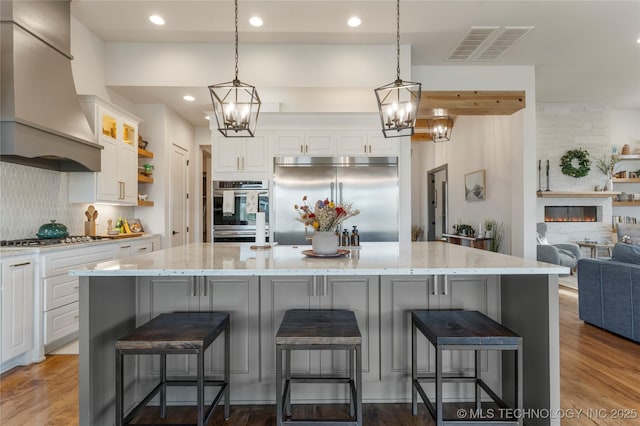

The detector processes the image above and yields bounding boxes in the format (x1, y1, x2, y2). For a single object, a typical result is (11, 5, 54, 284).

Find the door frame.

(427, 164, 448, 241)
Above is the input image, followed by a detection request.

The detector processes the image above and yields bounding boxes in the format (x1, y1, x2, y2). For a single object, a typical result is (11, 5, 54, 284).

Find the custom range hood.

(0, 0, 101, 172)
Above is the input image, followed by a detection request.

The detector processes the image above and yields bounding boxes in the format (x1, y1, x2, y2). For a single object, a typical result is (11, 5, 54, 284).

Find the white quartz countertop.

(69, 242, 567, 276)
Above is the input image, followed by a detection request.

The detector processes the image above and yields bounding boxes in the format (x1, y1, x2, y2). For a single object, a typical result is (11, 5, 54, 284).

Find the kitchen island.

(72, 242, 566, 426)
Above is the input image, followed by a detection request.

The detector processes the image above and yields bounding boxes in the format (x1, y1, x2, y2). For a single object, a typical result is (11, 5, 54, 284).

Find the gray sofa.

(578, 243, 640, 343)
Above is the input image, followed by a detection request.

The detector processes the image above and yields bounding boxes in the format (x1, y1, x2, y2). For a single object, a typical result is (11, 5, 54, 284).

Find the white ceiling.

(71, 0, 640, 126)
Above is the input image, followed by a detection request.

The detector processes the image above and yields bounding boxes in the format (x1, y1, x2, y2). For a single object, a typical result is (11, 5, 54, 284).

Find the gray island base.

(72, 242, 565, 426)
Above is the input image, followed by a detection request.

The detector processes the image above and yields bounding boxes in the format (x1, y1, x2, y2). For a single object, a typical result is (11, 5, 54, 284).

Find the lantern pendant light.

(426, 115, 454, 142)
(374, 0, 421, 138)
(208, 0, 261, 137)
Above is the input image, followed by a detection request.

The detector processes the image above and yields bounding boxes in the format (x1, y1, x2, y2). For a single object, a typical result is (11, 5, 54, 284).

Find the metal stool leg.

(285, 349, 291, 416)
(436, 345, 443, 426)
(411, 319, 417, 415)
(115, 350, 123, 426)
(197, 349, 204, 426)
(224, 322, 231, 420)
(356, 344, 362, 426)
(517, 345, 523, 426)
(475, 350, 481, 412)
(160, 353, 167, 419)
(349, 348, 355, 417)
(276, 345, 283, 426)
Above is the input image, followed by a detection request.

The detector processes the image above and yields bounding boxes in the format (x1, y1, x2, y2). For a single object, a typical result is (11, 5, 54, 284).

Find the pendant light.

(374, 0, 421, 138)
(426, 115, 454, 142)
(208, 0, 261, 137)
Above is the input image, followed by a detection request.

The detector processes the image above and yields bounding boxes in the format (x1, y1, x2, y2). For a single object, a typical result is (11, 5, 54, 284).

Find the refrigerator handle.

(330, 182, 335, 201)
(339, 182, 343, 205)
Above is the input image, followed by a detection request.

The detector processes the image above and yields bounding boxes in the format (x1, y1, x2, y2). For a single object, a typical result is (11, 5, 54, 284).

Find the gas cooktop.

(0, 236, 108, 247)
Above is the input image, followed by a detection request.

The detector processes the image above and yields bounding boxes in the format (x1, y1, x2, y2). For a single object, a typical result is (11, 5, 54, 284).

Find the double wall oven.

(212, 180, 269, 242)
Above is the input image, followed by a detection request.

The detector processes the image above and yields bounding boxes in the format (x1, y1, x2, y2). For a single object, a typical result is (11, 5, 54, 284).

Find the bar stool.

(115, 312, 230, 426)
(275, 309, 362, 426)
(411, 310, 523, 426)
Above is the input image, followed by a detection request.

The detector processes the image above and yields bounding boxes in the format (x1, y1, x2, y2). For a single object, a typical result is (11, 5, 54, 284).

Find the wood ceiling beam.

(416, 90, 526, 117)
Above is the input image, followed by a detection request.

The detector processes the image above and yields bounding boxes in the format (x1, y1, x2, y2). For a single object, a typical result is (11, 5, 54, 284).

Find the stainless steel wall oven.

(212, 180, 269, 242)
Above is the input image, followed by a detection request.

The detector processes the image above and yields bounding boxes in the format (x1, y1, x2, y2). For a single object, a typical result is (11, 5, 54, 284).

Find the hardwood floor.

(1, 288, 639, 425)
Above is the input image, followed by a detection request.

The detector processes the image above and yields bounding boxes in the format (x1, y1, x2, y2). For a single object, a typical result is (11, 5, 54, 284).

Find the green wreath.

(560, 148, 591, 178)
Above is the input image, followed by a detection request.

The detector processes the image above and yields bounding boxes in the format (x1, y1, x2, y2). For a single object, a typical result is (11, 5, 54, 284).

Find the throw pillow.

(537, 234, 549, 245)
(611, 243, 640, 265)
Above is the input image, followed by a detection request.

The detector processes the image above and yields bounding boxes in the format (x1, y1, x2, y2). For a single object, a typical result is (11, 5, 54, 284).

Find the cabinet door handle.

(305, 144, 309, 154)
(442, 275, 448, 295)
(237, 157, 240, 170)
(300, 144, 304, 154)
(364, 145, 367, 154)
(203, 278, 207, 297)
(322, 276, 327, 296)
(432, 276, 438, 295)
(369, 144, 372, 153)
(10, 261, 31, 267)
(242, 157, 245, 170)
(311, 277, 316, 297)
(193, 279, 198, 297)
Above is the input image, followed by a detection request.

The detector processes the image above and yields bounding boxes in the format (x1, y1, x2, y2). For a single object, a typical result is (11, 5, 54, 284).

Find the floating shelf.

(137, 200, 155, 207)
(536, 191, 620, 198)
(613, 178, 640, 183)
(138, 174, 154, 183)
(138, 148, 154, 158)
(613, 154, 640, 160)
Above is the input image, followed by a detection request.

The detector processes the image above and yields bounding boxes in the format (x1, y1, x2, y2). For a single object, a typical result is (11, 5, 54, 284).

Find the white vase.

(312, 231, 339, 255)
(485, 230, 493, 239)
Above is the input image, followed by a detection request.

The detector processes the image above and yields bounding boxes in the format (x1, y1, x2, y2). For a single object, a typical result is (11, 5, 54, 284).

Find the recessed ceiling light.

(249, 16, 263, 27)
(347, 17, 361, 28)
(637, 36, 640, 44)
(149, 15, 165, 26)
(205, 115, 210, 121)
(183, 95, 195, 102)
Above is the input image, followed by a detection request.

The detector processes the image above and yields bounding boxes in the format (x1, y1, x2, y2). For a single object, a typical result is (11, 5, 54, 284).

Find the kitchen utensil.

(36, 220, 69, 239)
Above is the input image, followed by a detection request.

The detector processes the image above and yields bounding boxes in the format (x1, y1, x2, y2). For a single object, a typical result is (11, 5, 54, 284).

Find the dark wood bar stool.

(115, 312, 230, 426)
(411, 310, 523, 426)
(275, 309, 362, 426)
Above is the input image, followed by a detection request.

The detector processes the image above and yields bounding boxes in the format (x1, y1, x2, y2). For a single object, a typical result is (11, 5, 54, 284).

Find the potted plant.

(484, 219, 504, 253)
(595, 155, 618, 191)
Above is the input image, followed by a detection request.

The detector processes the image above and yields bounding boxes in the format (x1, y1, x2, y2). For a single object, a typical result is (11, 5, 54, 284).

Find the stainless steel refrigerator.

(273, 156, 399, 245)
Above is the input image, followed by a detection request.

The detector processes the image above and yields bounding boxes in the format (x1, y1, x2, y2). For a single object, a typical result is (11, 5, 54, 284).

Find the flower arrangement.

(294, 196, 360, 232)
(595, 155, 618, 177)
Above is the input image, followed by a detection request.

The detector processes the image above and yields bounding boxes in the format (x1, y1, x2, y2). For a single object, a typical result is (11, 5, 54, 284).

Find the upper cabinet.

(69, 95, 141, 205)
(337, 132, 398, 156)
(212, 134, 269, 176)
(272, 131, 336, 156)
(273, 131, 398, 157)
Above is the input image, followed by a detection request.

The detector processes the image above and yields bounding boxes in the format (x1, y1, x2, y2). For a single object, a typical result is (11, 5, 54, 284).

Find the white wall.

(412, 115, 516, 254)
(411, 66, 536, 257)
(611, 109, 640, 149)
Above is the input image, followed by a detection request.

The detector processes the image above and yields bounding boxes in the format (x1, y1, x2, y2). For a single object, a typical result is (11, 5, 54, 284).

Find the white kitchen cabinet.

(212, 134, 269, 174)
(272, 131, 336, 156)
(259, 275, 379, 390)
(114, 240, 152, 258)
(1, 255, 35, 363)
(379, 275, 500, 399)
(136, 276, 259, 398)
(41, 244, 117, 351)
(336, 132, 398, 157)
(69, 95, 140, 205)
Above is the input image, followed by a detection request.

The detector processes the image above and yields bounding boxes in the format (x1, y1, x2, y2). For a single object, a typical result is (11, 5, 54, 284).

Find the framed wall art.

(465, 170, 486, 201)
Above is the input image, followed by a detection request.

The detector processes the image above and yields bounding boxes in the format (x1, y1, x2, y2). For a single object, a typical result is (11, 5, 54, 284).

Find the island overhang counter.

(72, 242, 566, 426)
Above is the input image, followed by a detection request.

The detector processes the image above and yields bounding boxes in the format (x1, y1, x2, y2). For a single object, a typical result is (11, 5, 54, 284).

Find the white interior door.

(171, 144, 188, 247)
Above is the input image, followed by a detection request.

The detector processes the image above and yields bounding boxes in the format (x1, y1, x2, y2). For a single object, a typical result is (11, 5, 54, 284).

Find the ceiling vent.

(475, 26, 534, 61)
(447, 27, 500, 61)
(448, 26, 534, 62)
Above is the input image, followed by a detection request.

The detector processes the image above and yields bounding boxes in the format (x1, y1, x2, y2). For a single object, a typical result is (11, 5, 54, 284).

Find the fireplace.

(544, 206, 601, 222)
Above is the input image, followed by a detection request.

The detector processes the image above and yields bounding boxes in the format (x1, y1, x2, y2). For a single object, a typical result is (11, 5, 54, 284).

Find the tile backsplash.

(0, 162, 134, 240)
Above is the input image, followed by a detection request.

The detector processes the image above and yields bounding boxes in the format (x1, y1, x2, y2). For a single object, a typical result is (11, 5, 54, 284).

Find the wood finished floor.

(1, 288, 640, 425)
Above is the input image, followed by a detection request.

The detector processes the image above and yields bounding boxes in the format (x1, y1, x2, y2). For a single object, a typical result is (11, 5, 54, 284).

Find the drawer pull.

(10, 261, 31, 267)
(120, 245, 131, 249)
(138, 247, 147, 251)
(74, 315, 79, 320)
(74, 286, 79, 290)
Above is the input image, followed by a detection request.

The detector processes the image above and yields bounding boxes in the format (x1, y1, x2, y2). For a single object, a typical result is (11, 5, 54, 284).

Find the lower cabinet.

(259, 275, 380, 398)
(136, 276, 259, 401)
(1, 256, 35, 365)
(380, 275, 501, 400)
